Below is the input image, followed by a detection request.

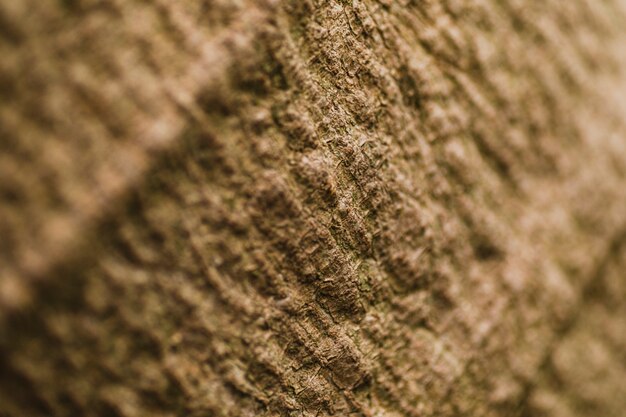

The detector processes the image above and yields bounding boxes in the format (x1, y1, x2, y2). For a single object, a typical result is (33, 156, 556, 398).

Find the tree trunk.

(1, 1, 626, 416)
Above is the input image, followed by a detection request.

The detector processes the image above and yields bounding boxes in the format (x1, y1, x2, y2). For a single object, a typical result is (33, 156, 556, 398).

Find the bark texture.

(1, 1, 626, 416)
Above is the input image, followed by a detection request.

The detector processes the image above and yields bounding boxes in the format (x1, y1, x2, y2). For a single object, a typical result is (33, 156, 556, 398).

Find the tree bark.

(1, 1, 626, 416)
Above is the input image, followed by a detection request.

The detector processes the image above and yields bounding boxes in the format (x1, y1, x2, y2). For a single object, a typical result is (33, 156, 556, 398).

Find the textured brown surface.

(1, 1, 626, 416)
(523, 241, 626, 417)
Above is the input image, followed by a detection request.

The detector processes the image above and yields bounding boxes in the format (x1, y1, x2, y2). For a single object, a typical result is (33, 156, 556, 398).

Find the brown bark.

(1, 1, 626, 416)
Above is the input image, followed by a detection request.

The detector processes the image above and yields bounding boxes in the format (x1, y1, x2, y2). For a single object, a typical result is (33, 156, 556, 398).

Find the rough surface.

(1, 1, 626, 416)
(523, 241, 626, 417)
